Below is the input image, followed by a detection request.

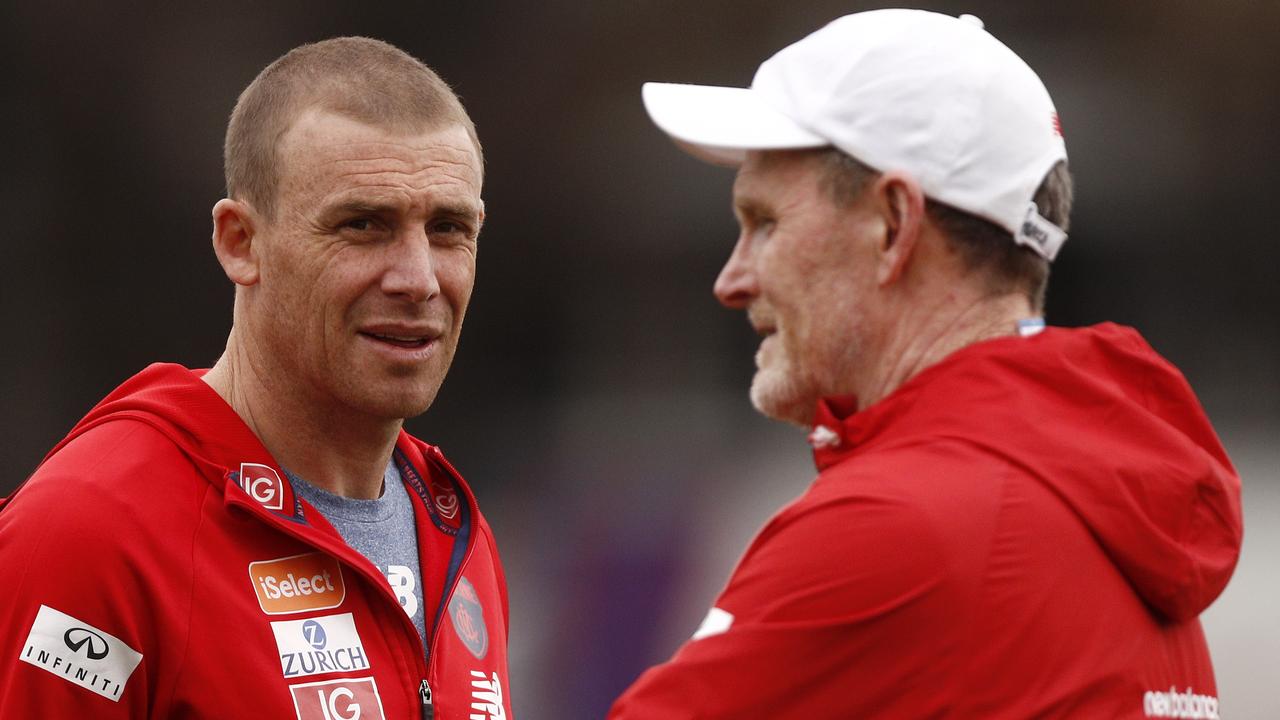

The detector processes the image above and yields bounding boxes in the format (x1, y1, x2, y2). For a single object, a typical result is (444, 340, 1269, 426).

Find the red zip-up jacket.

(0, 364, 512, 719)
(611, 323, 1242, 719)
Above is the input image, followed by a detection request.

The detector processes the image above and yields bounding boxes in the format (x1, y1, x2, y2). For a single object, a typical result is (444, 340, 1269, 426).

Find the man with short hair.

(0, 37, 512, 719)
(612, 10, 1242, 718)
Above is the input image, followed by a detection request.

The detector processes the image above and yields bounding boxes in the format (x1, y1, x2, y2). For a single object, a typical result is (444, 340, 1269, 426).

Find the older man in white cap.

(611, 9, 1242, 718)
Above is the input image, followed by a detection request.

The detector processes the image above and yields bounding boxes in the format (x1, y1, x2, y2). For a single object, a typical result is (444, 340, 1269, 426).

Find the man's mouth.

(358, 324, 442, 352)
(362, 332, 431, 349)
(747, 307, 776, 338)
(752, 323, 777, 339)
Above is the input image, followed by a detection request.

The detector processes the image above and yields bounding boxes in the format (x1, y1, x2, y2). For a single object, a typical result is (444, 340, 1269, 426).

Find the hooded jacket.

(0, 364, 512, 719)
(611, 323, 1242, 719)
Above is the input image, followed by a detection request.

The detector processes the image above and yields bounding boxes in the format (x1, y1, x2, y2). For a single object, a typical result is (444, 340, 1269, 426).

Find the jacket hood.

(44, 363, 267, 484)
(812, 323, 1243, 621)
(32, 363, 459, 535)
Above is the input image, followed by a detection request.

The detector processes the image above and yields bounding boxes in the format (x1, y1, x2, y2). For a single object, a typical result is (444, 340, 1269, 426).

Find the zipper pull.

(419, 679, 433, 720)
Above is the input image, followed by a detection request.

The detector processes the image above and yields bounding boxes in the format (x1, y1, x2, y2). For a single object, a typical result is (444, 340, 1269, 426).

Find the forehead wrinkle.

(313, 155, 481, 196)
(318, 175, 482, 216)
(735, 154, 824, 216)
(278, 120, 483, 213)
(309, 137, 478, 171)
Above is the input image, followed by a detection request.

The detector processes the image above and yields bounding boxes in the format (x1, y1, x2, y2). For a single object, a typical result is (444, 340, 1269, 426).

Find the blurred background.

(2, 1, 1276, 716)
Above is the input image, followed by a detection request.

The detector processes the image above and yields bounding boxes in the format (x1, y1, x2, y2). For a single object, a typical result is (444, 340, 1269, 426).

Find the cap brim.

(641, 82, 827, 167)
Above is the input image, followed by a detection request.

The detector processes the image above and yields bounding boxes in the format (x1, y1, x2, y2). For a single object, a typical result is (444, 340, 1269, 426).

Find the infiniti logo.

(22, 606, 144, 701)
(64, 627, 110, 660)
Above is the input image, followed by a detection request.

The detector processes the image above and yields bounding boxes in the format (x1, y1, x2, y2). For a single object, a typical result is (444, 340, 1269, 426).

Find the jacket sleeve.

(0, 421, 200, 718)
(609, 492, 955, 719)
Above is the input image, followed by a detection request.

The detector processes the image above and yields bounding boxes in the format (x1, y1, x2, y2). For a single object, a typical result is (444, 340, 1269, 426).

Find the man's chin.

(749, 372, 815, 428)
(337, 380, 442, 422)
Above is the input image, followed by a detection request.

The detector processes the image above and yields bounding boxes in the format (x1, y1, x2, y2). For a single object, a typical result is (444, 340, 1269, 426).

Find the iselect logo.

(271, 613, 370, 679)
(18, 605, 144, 702)
(249, 552, 346, 615)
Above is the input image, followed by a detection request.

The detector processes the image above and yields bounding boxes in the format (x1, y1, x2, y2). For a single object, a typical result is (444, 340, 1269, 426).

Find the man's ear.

(870, 171, 926, 286)
(211, 198, 261, 286)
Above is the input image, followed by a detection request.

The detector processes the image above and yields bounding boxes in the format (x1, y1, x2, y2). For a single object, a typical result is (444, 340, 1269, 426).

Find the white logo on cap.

(1015, 203, 1068, 261)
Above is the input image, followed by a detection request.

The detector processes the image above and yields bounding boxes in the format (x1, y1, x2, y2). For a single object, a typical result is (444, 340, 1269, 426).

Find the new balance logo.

(469, 670, 506, 720)
(1143, 686, 1219, 719)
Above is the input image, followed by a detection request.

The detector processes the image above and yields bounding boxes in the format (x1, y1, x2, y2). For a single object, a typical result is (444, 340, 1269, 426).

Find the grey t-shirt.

(285, 462, 427, 645)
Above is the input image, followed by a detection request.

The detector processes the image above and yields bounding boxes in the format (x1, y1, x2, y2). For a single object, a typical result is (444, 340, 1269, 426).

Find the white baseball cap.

(641, 9, 1070, 260)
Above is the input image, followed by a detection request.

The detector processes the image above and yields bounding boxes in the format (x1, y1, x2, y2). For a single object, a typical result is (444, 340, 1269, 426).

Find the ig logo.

(239, 463, 285, 511)
(290, 678, 385, 720)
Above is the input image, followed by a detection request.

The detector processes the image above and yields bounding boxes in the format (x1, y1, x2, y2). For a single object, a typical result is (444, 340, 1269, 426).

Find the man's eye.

(431, 220, 468, 236)
(345, 218, 375, 231)
(740, 216, 775, 234)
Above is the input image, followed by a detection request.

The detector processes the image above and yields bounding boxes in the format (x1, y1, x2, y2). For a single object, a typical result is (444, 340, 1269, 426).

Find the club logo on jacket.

(449, 577, 488, 659)
(240, 463, 285, 511)
(249, 552, 346, 615)
(18, 605, 144, 702)
(430, 477, 460, 520)
(289, 677, 385, 720)
(271, 613, 370, 679)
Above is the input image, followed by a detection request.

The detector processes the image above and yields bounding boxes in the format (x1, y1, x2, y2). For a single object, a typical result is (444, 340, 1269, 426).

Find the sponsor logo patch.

(449, 577, 489, 660)
(18, 605, 144, 702)
(385, 564, 419, 619)
(469, 670, 507, 720)
(691, 606, 734, 640)
(290, 677, 385, 720)
(271, 613, 370, 679)
(250, 552, 346, 615)
(1143, 686, 1220, 719)
(240, 462, 286, 511)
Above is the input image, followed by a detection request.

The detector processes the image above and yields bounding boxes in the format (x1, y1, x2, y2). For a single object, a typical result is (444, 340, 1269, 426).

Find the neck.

(202, 331, 401, 500)
(855, 289, 1033, 410)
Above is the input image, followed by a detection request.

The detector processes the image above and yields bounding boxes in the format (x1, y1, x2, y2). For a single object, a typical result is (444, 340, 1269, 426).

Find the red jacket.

(0, 364, 512, 719)
(611, 324, 1242, 719)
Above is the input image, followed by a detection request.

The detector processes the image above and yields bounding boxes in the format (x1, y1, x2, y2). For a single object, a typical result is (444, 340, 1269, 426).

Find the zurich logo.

(302, 619, 327, 650)
(63, 627, 109, 660)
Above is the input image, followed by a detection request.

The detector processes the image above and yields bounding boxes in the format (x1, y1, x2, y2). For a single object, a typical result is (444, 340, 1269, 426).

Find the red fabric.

(0, 364, 512, 719)
(611, 324, 1242, 719)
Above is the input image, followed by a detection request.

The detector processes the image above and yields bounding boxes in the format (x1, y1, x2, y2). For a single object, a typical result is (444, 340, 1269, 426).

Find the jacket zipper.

(420, 515, 480, 719)
(420, 678, 433, 720)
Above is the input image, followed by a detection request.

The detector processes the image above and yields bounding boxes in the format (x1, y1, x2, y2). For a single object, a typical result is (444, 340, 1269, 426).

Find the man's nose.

(713, 237, 758, 309)
(382, 229, 441, 302)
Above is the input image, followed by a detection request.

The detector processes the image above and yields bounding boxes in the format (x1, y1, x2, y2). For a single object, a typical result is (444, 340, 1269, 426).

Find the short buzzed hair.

(821, 150, 1073, 312)
(224, 37, 482, 218)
